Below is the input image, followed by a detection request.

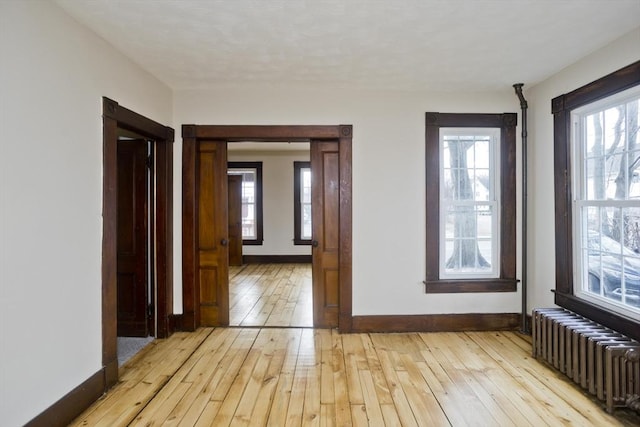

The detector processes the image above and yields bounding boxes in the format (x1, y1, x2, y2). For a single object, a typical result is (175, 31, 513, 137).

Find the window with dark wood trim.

(228, 161, 263, 245)
(552, 61, 640, 341)
(293, 161, 312, 245)
(425, 112, 518, 293)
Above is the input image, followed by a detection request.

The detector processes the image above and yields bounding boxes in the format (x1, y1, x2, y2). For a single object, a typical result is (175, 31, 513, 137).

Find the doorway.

(227, 142, 312, 327)
(102, 97, 174, 388)
(181, 125, 353, 332)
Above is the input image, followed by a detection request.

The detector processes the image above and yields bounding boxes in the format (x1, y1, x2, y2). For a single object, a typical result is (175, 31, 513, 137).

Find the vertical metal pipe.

(513, 83, 529, 334)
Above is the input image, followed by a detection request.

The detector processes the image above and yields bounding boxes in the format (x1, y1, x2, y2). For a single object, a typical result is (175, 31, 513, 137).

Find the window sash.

(228, 161, 263, 244)
(570, 85, 640, 316)
(439, 128, 500, 279)
(293, 161, 312, 245)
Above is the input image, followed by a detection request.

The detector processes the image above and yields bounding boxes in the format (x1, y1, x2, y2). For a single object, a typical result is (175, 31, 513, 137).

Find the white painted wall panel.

(173, 89, 524, 316)
(0, 2, 172, 425)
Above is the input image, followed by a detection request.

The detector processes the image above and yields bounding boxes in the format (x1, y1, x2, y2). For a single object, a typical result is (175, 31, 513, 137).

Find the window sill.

(553, 291, 640, 342)
(293, 239, 312, 246)
(242, 240, 263, 246)
(424, 278, 518, 294)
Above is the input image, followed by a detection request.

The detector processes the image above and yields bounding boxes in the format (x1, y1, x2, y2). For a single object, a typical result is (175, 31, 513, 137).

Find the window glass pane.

(443, 205, 494, 275)
(574, 88, 640, 314)
(302, 204, 312, 239)
(301, 167, 312, 239)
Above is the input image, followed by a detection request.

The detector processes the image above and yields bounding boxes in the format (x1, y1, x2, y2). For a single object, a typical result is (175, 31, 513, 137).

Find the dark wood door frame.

(102, 97, 174, 389)
(182, 125, 353, 332)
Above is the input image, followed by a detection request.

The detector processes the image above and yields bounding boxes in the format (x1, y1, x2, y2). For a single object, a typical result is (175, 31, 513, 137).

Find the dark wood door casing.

(182, 125, 353, 332)
(102, 97, 174, 389)
(116, 139, 148, 337)
(228, 174, 243, 266)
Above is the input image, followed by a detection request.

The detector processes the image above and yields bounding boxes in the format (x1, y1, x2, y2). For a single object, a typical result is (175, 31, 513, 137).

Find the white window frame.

(571, 84, 640, 318)
(439, 127, 501, 279)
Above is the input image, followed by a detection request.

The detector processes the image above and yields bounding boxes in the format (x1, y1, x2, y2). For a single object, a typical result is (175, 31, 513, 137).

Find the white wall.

(228, 150, 312, 256)
(0, 2, 172, 425)
(173, 89, 524, 315)
(526, 28, 640, 313)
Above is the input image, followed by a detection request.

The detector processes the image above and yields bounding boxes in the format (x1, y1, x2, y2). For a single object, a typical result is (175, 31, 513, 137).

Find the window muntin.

(440, 128, 500, 278)
(294, 161, 312, 245)
(228, 161, 263, 245)
(571, 86, 640, 316)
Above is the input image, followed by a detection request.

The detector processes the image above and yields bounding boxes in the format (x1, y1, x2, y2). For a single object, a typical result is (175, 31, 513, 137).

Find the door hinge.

(147, 304, 154, 317)
(146, 154, 153, 170)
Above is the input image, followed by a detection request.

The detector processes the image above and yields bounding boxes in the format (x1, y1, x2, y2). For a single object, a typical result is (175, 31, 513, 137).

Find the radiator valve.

(625, 348, 639, 362)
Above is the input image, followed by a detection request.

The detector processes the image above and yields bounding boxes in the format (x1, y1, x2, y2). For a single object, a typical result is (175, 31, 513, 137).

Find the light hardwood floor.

(229, 263, 312, 327)
(72, 328, 639, 426)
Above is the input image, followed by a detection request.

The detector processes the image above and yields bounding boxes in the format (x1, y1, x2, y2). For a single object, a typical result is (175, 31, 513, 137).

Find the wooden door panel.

(197, 140, 229, 326)
(228, 174, 243, 266)
(117, 140, 148, 337)
(312, 140, 340, 328)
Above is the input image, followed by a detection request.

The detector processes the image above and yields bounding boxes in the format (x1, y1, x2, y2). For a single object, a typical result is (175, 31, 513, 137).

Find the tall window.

(228, 162, 263, 245)
(553, 60, 640, 341)
(294, 161, 312, 245)
(441, 129, 500, 278)
(425, 113, 517, 293)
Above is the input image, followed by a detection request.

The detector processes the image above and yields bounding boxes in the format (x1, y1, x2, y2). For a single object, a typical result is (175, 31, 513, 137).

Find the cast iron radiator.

(532, 308, 640, 414)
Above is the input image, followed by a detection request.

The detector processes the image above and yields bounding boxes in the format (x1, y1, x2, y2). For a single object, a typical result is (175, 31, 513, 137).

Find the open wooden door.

(117, 139, 148, 337)
(311, 140, 340, 328)
(198, 140, 230, 326)
(228, 174, 243, 266)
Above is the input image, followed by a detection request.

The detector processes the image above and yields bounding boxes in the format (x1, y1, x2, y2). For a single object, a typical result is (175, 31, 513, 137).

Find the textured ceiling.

(56, 0, 640, 91)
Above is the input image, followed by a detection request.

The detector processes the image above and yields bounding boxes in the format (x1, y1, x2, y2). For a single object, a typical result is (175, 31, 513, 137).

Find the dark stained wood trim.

(424, 279, 518, 293)
(552, 61, 640, 338)
(351, 313, 520, 333)
(25, 369, 104, 427)
(101, 106, 118, 388)
(181, 125, 353, 332)
(559, 60, 640, 112)
(338, 125, 353, 333)
(552, 106, 573, 295)
(243, 255, 312, 264)
(155, 138, 174, 338)
(102, 98, 174, 389)
(424, 112, 518, 293)
(194, 125, 342, 140)
(181, 125, 198, 332)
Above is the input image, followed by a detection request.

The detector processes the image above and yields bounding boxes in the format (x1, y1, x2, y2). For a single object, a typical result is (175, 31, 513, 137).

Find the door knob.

(220, 238, 229, 246)
(312, 240, 319, 248)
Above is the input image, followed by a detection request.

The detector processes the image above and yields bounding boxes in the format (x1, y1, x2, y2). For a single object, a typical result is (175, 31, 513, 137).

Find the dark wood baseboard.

(243, 255, 312, 264)
(25, 369, 105, 427)
(351, 313, 520, 333)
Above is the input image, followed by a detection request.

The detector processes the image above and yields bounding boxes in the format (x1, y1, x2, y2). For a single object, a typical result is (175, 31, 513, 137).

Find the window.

(228, 161, 263, 245)
(294, 161, 312, 245)
(441, 129, 500, 279)
(425, 113, 517, 293)
(553, 60, 640, 341)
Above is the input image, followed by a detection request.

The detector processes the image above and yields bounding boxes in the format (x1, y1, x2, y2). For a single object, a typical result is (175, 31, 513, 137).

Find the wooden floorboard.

(72, 328, 640, 426)
(229, 263, 313, 327)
